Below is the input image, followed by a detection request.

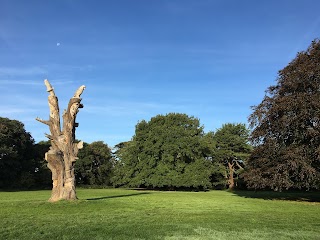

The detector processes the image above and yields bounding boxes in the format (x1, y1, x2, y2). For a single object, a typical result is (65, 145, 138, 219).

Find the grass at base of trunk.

(0, 189, 319, 240)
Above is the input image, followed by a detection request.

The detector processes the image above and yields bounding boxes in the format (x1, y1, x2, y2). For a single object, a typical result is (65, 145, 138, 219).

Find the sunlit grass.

(0, 189, 319, 239)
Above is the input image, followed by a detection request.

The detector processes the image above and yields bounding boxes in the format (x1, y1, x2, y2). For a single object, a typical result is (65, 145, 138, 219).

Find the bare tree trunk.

(227, 162, 235, 190)
(36, 79, 85, 202)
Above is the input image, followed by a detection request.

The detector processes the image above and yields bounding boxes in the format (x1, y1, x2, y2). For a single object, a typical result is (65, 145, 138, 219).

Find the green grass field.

(0, 189, 319, 240)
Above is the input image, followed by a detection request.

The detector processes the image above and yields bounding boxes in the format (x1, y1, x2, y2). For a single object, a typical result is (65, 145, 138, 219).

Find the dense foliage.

(112, 113, 215, 190)
(244, 40, 320, 191)
(213, 123, 252, 189)
(32, 141, 52, 188)
(75, 141, 114, 186)
(0, 117, 36, 188)
(0, 118, 114, 189)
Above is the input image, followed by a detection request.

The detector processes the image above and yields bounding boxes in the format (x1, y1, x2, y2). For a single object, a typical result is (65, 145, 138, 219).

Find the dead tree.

(36, 79, 85, 201)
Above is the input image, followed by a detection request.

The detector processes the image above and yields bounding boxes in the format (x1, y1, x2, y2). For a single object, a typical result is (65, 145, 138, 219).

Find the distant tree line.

(1, 39, 320, 191)
(0, 115, 251, 190)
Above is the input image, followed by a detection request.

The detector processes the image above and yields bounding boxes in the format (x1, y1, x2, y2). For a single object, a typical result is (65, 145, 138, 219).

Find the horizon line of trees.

(1, 39, 320, 191)
(0, 115, 252, 191)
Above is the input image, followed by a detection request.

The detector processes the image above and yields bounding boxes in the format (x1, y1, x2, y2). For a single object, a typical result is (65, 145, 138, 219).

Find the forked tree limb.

(36, 79, 85, 201)
(235, 161, 244, 170)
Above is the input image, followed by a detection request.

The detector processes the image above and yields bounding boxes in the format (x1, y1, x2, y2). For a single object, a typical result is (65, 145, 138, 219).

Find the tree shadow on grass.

(232, 190, 320, 202)
(86, 192, 151, 201)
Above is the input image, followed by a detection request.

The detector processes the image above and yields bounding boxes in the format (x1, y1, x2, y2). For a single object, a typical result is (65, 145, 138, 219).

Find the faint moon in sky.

(56, 42, 61, 46)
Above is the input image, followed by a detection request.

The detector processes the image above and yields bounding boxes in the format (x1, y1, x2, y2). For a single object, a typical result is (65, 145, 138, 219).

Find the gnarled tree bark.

(36, 79, 85, 201)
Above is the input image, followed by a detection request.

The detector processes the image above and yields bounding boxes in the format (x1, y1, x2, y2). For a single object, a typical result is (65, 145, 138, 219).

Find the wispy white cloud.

(0, 79, 44, 86)
(0, 65, 94, 83)
(0, 106, 36, 115)
(84, 103, 154, 117)
(0, 67, 47, 76)
(77, 130, 132, 145)
(0, 79, 75, 86)
(83, 101, 189, 117)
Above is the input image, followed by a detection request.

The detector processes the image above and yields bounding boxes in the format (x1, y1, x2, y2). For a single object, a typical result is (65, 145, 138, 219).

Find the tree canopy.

(0, 117, 35, 188)
(112, 113, 214, 190)
(244, 39, 320, 191)
(213, 123, 252, 189)
(76, 141, 113, 186)
(32, 141, 52, 188)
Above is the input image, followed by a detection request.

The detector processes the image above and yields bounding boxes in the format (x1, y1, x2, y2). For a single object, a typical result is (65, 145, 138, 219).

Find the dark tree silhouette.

(244, 40, 320, 191)
(0, 117, 35, 188)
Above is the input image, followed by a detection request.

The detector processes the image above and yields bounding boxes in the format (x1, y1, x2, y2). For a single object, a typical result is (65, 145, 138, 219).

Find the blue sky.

(1, 0, 320, 147)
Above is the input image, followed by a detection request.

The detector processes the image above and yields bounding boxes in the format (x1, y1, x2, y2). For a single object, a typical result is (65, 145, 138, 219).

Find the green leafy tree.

(75, 141, 113, 186)
(0, 117, 35, 188)
(213, 123, 252, 189)
(32, 141, 52, 188)
(112, 113, 214, 190)
(244, 39, 320, 191)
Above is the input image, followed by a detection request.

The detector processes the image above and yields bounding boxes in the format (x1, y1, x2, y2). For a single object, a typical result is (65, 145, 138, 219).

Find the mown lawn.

(0, 189, 319, 240)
